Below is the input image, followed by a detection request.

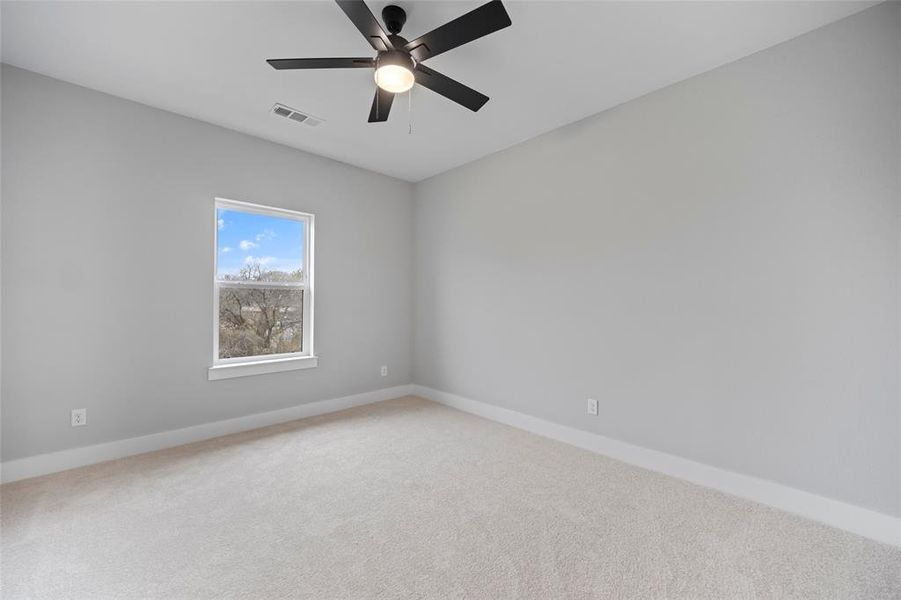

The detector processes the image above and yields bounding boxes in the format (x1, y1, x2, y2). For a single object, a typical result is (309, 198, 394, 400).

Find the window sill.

(208, 355, 318, 381)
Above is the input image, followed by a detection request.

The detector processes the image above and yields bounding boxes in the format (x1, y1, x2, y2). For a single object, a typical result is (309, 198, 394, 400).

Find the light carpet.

(2, 396, 899, 599)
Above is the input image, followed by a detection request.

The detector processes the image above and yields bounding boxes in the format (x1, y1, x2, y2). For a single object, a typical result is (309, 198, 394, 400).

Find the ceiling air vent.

(271, 103, 323, 127)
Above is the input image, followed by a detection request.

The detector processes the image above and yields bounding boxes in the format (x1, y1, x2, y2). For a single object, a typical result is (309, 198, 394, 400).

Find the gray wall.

(413, 3, 901, 516)
(1, 65, 414, 461)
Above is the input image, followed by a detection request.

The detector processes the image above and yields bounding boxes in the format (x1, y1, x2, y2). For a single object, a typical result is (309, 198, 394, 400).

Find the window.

(209, 198, 315, 380)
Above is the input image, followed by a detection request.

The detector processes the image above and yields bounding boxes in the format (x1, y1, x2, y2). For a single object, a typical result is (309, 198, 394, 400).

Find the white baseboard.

(411, 384, 901, 548)
(1, 384, 414, 485)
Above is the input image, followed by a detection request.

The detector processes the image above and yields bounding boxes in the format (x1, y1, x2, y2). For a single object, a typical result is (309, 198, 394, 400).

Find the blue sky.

(217, 208, 304, 278)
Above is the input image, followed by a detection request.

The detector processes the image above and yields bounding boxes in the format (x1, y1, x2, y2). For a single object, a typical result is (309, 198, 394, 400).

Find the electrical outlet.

(71, 408, 87, 427)
(380, 365, 388, 377)
(587, 398, 598, 416)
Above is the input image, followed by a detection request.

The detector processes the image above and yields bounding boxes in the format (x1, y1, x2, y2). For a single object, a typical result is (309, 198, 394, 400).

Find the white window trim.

(209, 197, 316, 381)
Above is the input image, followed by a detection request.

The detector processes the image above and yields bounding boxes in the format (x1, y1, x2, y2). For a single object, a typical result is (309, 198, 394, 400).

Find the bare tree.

(219, 262, 304, 358)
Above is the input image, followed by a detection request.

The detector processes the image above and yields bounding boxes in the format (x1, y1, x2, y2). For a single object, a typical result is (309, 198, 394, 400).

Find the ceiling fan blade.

(404, 0, 511, 62)
(414, 64, 489, 112)
(267, 58, 374, 70)
(335, 0, 393, 52)
(368, 87, 395, 122)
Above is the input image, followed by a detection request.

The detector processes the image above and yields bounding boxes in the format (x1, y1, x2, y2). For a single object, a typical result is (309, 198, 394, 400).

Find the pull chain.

(408, 86, 413, 135)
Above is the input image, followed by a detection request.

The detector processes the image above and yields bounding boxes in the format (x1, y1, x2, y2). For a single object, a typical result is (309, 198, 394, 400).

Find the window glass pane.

(218, 287, 304, 359)
(217, 208, 304, 283)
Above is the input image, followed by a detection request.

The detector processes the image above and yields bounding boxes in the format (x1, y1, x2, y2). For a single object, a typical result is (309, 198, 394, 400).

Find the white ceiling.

(1, 1, 876, 181)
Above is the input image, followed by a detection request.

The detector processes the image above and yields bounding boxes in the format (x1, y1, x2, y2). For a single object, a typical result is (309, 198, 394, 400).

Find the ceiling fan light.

(374, 64, 415, 93)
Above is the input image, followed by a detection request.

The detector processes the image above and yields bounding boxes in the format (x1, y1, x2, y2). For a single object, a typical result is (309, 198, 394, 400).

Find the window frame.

(209, 197, 316, 380)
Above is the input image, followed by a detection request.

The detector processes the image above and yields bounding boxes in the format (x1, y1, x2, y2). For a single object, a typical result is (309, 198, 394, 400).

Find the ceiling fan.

(267, 0, 512, 123)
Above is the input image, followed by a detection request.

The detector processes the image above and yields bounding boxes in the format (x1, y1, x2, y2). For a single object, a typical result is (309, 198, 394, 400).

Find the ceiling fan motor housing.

(377, 50, 415, 72)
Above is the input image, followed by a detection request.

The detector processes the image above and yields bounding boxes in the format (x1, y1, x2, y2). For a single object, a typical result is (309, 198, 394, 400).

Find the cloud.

(220, 246, 232, 253)
(256, 229, 277, 242)
(244, 255, 275, 266)
(239, 240, 258, 251)
(217, 219, 225, 230)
